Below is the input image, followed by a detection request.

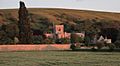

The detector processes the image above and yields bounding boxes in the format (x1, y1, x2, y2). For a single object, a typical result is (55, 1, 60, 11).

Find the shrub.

(43, 38, 54, 44)
(114, 40, 120, 48)
(32, 35, 43, 44)
(56, 38, 70, 44)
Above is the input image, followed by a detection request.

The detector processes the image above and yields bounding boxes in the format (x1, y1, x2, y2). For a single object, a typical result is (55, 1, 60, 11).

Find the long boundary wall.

(0, 44, 70, 51)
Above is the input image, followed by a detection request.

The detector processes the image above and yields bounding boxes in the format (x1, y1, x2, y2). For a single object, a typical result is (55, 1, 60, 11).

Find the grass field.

(0, 51, 120, 66)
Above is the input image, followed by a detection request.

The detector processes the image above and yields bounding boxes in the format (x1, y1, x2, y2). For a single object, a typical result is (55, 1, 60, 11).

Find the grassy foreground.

(0, 51, 120, 66)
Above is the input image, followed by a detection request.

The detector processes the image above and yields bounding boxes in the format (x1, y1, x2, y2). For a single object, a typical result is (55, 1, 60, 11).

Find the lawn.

(0, 51, 120, 66)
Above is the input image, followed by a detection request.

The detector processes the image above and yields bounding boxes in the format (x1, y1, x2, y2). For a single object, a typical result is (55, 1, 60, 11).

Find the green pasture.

(0, 51, 120, 66)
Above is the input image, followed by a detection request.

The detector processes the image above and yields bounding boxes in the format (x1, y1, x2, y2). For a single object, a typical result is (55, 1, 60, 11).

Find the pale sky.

(0, 0, 120, 13)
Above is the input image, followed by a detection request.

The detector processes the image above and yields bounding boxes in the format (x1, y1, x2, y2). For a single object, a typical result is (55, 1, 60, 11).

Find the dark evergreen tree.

(18, 1, 32, 43)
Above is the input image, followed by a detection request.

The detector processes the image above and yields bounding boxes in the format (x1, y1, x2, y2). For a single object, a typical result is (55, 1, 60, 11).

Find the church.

(45, 25, 85, 39)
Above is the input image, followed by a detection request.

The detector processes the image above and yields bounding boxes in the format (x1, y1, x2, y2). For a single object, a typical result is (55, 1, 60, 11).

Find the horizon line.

(0, 7, 120, 13)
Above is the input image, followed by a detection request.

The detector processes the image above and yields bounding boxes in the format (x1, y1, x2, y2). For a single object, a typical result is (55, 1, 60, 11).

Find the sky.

(0, 0, 120, 13)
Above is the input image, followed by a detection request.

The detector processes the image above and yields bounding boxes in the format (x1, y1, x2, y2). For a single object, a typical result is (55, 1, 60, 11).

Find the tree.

(0, 30, 13, 44)
(18, 1, 32, 43)
(71, 33, 84, 43)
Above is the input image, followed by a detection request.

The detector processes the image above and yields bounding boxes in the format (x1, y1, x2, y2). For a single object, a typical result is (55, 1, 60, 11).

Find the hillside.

(0, 8, 120, 29)
(0, 8, 120, 32)
(0, 8, 120, 44)
(0, 8, 120, 24)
